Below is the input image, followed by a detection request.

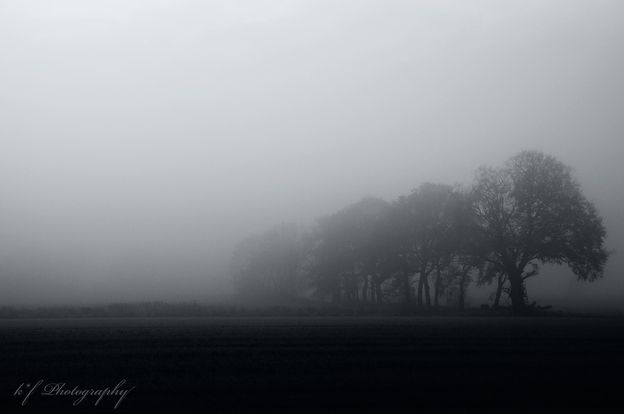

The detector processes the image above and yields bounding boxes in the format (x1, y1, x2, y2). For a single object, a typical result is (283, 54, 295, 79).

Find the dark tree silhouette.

(446, 189, 487, 310)
(477, 262, 508, 308)
(391, 183, 457, 307)
(228, 150, 609, 314)
(472, 151, 609, 313)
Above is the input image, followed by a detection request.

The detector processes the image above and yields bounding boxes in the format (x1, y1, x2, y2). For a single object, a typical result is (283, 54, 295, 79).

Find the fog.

(0, 0, 623, 307)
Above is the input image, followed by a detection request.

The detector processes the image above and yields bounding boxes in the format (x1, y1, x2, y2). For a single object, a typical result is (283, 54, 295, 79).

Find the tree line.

(230, 151, 609, 314)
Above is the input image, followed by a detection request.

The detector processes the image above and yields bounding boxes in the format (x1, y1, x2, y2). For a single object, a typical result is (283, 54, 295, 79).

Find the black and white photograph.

(1, 1, 623, 412)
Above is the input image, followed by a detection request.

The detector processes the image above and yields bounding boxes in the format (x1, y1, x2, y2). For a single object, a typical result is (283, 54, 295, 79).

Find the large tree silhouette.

(472, 151, 609, 313)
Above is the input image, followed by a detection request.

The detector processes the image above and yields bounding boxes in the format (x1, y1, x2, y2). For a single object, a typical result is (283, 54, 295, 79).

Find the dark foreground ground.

(1, 316, 623, 413)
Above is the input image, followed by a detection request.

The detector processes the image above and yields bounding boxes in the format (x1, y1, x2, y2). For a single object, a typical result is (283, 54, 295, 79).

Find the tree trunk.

(434, 264, 444, 308)
(423, 270, 431, 308)
(508, 270, 526, 314)
(351, 267, 358, 302)
(403, 270, 411, 304)
(493, 274, 504, 308)
(361, 275, 369, 303)
(417, 272, 424, 306)
(458, 270, 468, 311)
(375, 280, 383, 304)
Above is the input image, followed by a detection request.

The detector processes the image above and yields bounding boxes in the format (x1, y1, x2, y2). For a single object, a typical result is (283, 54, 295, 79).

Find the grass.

(1, 316, 623, 412)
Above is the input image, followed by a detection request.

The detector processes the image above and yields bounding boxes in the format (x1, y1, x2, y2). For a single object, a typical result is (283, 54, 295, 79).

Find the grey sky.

(0, 0, 623, 305)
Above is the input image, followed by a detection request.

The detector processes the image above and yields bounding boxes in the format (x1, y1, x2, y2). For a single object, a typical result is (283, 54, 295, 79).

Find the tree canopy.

(229, 151, 609, 313)
(471, 150, 609, 312)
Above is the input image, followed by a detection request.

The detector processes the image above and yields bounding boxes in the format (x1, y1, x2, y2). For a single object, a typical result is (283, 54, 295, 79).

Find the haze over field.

(0, 0, 623, 307)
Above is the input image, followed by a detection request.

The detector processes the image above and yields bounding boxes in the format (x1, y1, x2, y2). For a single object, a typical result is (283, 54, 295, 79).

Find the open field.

(1, 316, 624, 412)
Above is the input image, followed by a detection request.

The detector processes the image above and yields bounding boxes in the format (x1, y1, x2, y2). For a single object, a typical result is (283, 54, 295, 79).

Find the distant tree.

(391, 183, 457, 307)
(230, 223, 307, 303)
(445, 189, 487, 310)
(365, 202, 406, 304)
(472, 151, 609, 313)
(309, 197, 389, 303)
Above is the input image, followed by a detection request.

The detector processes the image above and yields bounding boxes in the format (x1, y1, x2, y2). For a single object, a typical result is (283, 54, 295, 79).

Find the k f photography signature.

(14, 379, 135, 409)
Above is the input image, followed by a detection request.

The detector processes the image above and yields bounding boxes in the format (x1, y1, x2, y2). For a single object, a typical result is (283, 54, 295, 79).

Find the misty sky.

(1, 0, 623, 306)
